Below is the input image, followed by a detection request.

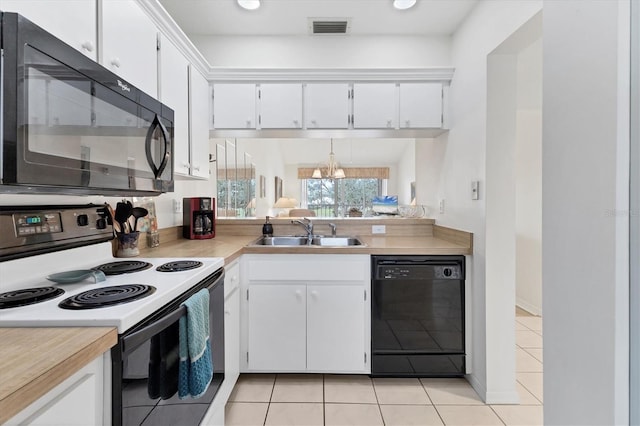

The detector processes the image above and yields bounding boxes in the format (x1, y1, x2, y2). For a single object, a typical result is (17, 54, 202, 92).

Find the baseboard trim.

(466, 374, 521, 404)
(516, 298, 542, 316)
(466, 373, 487, 402)
(484, 390, 521, 405)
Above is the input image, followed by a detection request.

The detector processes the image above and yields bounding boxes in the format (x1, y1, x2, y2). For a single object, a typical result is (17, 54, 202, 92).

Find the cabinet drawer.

(246, 254, 368, 282)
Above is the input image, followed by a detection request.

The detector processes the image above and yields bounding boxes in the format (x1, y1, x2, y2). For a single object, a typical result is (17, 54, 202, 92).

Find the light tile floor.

(225, 309, 543, 425)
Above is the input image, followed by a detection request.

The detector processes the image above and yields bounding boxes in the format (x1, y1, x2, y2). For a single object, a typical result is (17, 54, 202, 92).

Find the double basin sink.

(250, 235, 365, 247)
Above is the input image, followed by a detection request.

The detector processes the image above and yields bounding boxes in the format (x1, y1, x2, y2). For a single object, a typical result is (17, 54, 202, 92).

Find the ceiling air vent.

(309, 18, 351, 35)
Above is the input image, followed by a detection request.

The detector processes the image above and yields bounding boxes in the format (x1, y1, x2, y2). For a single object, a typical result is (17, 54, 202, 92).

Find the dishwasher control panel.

(376, 264, 463, 280)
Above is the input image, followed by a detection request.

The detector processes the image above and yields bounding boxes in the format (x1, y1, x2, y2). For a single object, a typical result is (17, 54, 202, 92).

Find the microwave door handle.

(145, 115, 171, 178)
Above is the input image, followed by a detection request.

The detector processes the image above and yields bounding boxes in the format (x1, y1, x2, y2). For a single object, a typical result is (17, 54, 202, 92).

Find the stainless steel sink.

(311, 236, 364, 246)
(252, 236, 310, 246)
(249, 235, 365, 247)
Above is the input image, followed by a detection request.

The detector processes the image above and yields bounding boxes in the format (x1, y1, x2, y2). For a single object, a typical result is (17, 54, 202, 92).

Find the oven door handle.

(120, 271, 223, 355)
(121, 305, 186, 356)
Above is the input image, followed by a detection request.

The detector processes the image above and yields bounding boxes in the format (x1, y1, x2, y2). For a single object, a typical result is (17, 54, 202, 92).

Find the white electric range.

(0, 243, 224, 332)
(0, 204, 227, 426)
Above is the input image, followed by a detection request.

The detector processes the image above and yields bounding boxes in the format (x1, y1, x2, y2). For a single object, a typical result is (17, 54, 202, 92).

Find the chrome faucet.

(291, 218, 314, 240)
(328, 223, 337, 237)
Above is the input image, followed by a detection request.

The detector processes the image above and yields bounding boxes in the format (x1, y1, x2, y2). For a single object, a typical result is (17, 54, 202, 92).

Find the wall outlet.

(372, 225, 386, 234)
(439, 199, 445, 214)
(173, 199, 183, 213)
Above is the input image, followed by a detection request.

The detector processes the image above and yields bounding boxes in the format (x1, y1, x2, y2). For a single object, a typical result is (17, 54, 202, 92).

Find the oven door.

(1, 12, 174, 196)
(111, 269, 224, 426)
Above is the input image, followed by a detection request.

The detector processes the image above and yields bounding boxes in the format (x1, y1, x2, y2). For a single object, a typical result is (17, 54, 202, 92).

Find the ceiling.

(158, 0, 478, 37)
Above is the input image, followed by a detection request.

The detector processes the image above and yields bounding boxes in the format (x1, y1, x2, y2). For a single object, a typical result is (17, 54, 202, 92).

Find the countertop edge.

(0, 327, 117, 424)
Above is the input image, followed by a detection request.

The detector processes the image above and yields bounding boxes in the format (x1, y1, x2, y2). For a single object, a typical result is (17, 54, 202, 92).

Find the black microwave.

(0, 12, 174, 196)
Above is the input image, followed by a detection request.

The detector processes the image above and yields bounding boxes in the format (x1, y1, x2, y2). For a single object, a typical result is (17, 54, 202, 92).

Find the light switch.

(439, 199, 445, 214)
(471, 181, 479, 200)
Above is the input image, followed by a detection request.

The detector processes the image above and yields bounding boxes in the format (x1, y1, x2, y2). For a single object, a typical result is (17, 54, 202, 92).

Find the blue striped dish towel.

(178, 288, 213, 399)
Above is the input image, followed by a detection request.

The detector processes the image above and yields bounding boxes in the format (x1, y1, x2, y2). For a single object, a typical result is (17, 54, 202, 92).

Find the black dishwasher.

(371, 255, 465, 377)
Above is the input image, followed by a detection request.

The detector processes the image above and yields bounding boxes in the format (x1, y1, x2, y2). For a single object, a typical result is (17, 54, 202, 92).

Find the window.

(302, 177, 384, 217)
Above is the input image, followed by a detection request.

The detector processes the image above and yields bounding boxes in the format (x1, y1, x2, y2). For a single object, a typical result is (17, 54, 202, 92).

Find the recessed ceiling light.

(393, 0, 416, 10)
(238, 0, 260, 10)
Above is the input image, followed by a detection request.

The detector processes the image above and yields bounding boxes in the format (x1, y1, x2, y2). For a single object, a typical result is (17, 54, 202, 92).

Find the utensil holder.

(116, 232, 140, 257)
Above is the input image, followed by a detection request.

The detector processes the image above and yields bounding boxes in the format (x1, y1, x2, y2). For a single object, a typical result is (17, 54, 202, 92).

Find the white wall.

(542, 1, 630, 424)
(190, 35, 451, 68)
(434, 0, 542, 402)
(396, 140, 416, 205)
(414, 137, 445, 217)
(515, 38, 542, 315)
(0, 173, 214, 230)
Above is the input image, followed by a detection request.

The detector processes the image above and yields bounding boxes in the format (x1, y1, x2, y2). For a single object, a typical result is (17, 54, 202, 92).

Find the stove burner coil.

(156, 260, 203, 272)
(0, 287, 65, 309)
(94, 261, 153, 275)
(58, 284, 156, 310)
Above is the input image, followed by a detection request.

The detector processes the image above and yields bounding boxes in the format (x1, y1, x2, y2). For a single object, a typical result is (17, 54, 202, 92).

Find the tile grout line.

(261, 374, 277, 426)
(488, 404, 508, 426)
(370, 378, 387, 425)
(322, 374, 326, 426)
(420, 379, 447, 426)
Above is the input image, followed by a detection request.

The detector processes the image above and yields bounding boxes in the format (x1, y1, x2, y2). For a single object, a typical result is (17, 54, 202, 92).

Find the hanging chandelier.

(312, 139, 345, 179)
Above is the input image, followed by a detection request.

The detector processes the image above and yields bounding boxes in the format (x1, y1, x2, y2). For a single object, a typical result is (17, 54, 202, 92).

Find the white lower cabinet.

(6, 354, 107, 425)
(242, 254, 370, 374)
(248, 284, 307, 371)
(306, 284, 365, 372)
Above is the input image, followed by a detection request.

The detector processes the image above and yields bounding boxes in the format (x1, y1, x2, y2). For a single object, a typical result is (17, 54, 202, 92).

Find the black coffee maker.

(183, 197, 215, 239)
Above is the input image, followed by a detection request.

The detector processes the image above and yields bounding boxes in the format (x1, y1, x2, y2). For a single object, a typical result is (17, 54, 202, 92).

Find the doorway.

(485, 11, 542, 403)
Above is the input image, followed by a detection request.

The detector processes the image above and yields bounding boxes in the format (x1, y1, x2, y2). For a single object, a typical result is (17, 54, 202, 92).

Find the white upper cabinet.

(100, 0, 158, 97)
(353, 83, 397, 129)
(189, 67, 211, 179)
(399, 82, 443, 128)
(212, 84, 257, 129)
(158, 34, 189, 176)
(304, 83, 350, 129)
(259, 83, 303, 129)
(0, 0, 97, 60)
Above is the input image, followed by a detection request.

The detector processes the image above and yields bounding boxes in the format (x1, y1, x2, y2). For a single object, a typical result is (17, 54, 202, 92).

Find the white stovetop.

(0, 242, 224, 333)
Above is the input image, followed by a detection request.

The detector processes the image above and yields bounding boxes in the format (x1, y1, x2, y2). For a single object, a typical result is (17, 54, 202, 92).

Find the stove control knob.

(96, 218, 107, 229)
(77, 214, 89, 227)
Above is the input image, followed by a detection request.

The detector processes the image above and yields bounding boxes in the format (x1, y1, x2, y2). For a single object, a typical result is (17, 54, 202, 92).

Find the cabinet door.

(248, 285, 306, 371)
(189, 66, 211, 179)
(212, 84, 256, 129)
(307, 285, 365, 372)
(259, 84, 302, 129)
(399, 83, 442, 128)
(304, 83, 350, 129)
(101, 0, 158, 97)
(159, 34, 190, 175)
(0, 0, 97, 60)
(224, 287, 240, 386)
(6, 356, 104, 425)
(353, 83, 397, 129)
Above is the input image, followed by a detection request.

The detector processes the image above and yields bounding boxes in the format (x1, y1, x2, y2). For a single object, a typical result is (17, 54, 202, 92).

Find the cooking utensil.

(106, 204, 121, 233)
(131, 207, 148, 232)
(115, 201, 133, 233)
(46, 269, 106, 284)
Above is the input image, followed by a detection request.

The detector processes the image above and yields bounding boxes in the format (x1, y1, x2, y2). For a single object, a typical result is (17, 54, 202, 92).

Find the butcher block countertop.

(0, 327, 117, 424)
